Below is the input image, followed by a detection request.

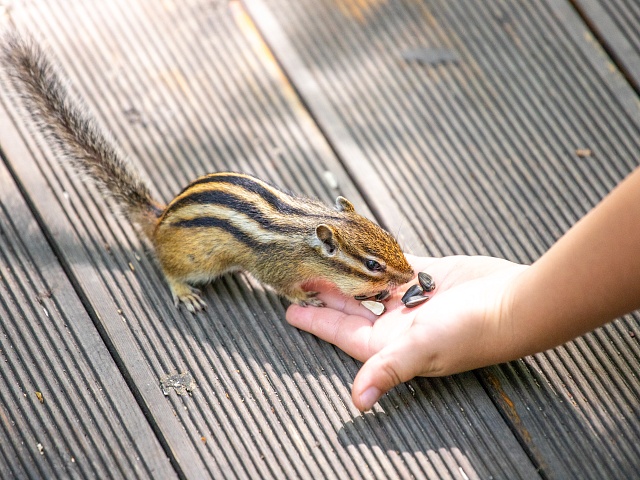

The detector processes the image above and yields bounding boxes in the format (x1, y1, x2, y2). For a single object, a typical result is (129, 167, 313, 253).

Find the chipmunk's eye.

(365, 259, 384, 272)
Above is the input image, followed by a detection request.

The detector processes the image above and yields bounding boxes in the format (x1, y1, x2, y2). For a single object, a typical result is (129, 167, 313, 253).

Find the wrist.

(506, 260, 593, 358)
(426, 263, 530, 375)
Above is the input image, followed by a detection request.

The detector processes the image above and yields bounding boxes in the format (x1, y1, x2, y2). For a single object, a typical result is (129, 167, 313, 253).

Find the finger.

(303, 280, 382, 319)
(351, 332, 432, 411)
(286, 304, 376, 361)
(319, 290, 385, 319)
(317, 288, 362, 313)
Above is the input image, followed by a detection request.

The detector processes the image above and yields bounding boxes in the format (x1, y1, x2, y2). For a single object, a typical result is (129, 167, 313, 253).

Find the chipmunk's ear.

(335, 196, 355, 212)
(316, 224, 338, 256)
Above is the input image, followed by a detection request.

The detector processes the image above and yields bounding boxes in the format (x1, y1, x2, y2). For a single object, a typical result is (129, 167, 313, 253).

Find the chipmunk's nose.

(395, 268, 414, 285)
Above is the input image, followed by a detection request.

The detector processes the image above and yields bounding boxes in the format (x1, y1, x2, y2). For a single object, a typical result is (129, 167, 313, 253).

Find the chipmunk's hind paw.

(170, 281, 207, 313)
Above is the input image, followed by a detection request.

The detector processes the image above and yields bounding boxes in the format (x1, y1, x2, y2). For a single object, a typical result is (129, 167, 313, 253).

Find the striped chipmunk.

(1, 33, 414, 312)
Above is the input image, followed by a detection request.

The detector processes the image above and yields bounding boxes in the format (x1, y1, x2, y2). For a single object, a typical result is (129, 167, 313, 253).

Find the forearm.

(508, 167, 640, 356)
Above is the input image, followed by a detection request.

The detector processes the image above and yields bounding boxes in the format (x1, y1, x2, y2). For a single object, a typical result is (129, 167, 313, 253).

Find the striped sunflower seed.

(418, 272, 435, 292)
(404, 295, 430, 308)
(375, 290, 390, 301)
(401, 284, 423, 304)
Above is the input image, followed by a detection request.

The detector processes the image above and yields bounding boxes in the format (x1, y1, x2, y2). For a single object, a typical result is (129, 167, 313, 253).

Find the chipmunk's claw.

(170, 281, 207, 313)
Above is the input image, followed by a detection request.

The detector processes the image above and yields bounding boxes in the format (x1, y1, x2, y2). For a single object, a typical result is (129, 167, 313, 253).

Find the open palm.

(286, 254, 529, 410)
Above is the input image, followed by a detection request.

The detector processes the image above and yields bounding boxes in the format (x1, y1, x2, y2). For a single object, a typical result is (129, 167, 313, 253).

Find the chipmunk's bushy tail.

(1, 31, 162, 239)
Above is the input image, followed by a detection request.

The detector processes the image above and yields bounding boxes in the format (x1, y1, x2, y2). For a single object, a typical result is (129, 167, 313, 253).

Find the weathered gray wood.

(0, 114, 177, 479)
(572, 0, 640, 97)
(1, 0, 541, 478)
(3, 0, 639, 477)
(243, 0, 640, 477)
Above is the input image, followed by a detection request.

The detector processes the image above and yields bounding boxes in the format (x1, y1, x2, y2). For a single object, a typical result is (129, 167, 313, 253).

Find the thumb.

(351, 333, 431, 411)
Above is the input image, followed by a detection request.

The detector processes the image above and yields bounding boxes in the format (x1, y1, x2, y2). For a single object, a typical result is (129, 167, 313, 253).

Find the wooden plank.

(0, 115, 177, 479)
(572, 0, 640, 94)
(243, 0, 640, 477)
(1, 0, 539, 478)
(0, 83, 209, 478)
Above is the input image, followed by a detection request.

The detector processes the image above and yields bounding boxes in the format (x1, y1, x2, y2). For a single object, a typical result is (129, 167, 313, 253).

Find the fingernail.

(359, 387, 381, 411)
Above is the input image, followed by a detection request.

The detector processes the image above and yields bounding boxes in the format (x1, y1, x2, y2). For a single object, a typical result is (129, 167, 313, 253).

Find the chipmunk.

(1, 33, 414, 312)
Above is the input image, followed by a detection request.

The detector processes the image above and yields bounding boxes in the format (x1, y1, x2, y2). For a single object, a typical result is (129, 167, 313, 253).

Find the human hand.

(286, 254, 529, 411)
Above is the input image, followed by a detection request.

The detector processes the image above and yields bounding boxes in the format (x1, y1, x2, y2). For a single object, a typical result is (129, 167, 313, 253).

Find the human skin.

(286, 167, 640, 411)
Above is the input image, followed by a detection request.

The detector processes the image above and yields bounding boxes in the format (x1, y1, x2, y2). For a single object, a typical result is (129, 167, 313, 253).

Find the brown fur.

(2, 32, 414, 312)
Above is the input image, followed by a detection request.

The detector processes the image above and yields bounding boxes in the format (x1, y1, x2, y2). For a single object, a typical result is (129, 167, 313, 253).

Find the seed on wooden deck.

(404, 295, 430, 308)
(401, 284, 423, 304)
(361, 300, 386, 315)
(418, 272, 435, 292)
(375, 290, 390, 301)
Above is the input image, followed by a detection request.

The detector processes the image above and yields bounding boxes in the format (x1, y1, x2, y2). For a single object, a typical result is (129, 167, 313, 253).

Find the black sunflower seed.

(404, 295, 430, 308)
(418, 272, 435, 292)
(354, 294, 372, 301)
(401, 284, 423, 304)
(375, 290, 390, 301)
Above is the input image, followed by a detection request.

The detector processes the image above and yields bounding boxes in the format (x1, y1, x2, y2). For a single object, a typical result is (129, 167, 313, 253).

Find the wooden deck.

(0, 0, 639, 478)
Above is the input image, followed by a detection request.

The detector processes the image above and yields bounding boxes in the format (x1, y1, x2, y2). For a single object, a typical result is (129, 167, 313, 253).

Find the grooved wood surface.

(573, 0, 640, 91)
(0, 0, 638, 478)
(243, 1, 640, 477)
(0, 120, 175, 478)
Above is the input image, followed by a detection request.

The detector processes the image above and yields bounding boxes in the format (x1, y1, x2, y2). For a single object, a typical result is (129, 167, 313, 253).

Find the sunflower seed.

(401, 284, 423, 304)
(354, 294, 373, 301)
(418, 272, 435, 292)
(375, 290, 390, 301)
(361, 300, 386, 315)
(404, 295, 430, 308)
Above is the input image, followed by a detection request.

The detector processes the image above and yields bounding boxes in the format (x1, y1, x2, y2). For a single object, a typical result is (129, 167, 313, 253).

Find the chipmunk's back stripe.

(172, 217, 270, 252)
(182, 173, 284, 194)
(165, 189, 303, 234)
(177, 173, 308, 216)
(176, 173, 343, 221)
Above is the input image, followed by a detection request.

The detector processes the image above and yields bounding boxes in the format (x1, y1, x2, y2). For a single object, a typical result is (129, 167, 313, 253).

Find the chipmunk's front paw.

(295, 291, 325, 307)
(170, 281, 207, 313)
(300, 297, 325, 307)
